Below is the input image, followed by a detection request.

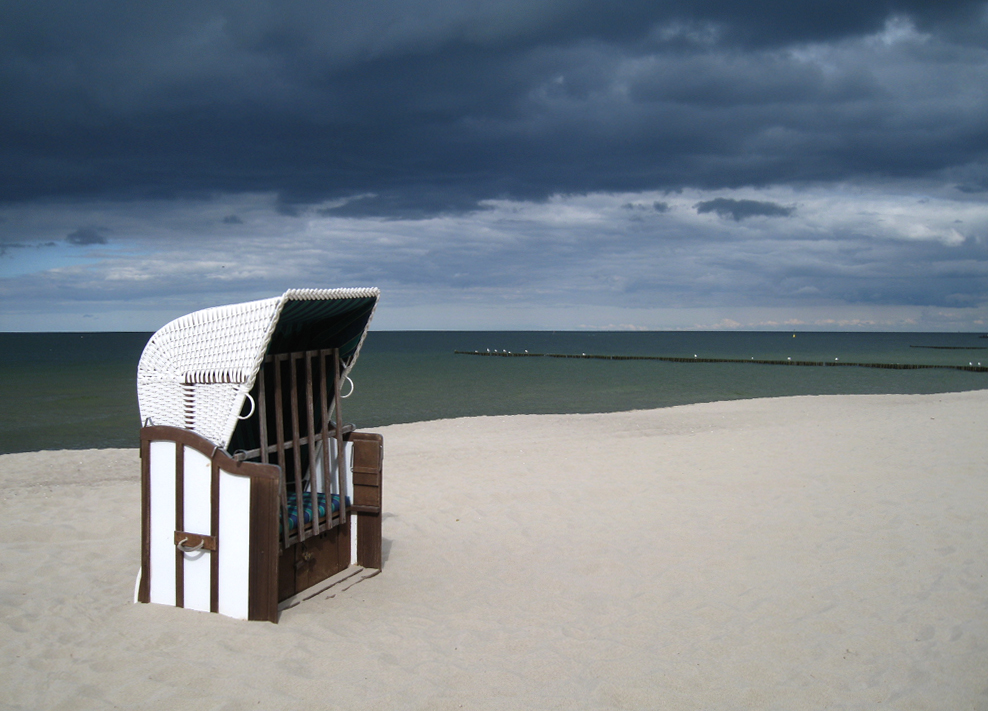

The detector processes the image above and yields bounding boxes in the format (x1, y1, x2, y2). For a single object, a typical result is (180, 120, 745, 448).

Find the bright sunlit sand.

(1, 391, 986, 710)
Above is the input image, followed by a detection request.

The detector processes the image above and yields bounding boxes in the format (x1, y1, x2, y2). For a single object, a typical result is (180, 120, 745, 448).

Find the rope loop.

(176, 537, 205, 553)
(341, 376, 355, 399)
(237, 392, 256, 420)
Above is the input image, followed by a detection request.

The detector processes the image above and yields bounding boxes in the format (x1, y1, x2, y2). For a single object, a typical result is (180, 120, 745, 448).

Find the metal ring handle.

(341, 376, 355, 399)
(176, 537, 205, 553)
(237, 392, 256, 420)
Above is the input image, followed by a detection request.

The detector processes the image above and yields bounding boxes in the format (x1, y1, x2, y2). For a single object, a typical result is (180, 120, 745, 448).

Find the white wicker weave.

(138, 288, 379, 450)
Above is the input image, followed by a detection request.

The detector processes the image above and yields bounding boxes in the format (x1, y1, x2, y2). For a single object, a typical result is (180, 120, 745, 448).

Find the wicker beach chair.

(135, 288, 383, 622)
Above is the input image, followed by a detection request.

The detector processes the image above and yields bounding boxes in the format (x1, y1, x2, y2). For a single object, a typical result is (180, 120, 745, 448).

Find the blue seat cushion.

(282, 492, 349, 532)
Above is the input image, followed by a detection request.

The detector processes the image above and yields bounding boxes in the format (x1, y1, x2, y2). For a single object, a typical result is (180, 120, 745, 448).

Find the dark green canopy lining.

(228, 293, 378, 458)
(267, 297, 378, 364)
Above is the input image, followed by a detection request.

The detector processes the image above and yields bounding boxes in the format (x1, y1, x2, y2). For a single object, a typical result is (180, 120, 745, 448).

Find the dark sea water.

(2, 330, 987, 454)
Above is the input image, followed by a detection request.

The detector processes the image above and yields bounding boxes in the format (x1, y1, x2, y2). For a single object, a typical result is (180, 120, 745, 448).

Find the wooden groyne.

(909, 345, 988, 350)
(453, 350, 988, 373)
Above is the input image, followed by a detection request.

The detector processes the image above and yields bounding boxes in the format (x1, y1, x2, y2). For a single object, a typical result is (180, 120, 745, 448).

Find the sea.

(2, 330, 987, 455)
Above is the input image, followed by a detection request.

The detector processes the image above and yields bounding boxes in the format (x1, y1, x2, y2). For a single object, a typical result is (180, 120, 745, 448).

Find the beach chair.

(135, 288, 383, 622)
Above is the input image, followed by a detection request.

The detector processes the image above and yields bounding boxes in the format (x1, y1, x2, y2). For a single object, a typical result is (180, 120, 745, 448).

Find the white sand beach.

(1, 391, 986, 710)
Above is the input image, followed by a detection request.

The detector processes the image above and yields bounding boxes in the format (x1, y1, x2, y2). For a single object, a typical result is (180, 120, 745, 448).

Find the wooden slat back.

(318, 351, 332, 523)
(273, 354, 290, 548)
(175, 441, 185, 608)
(332, 349, 347, 526)
(289, 352, 306, 541)
(256, 348, 350, 548)
(258, 364, 269, 465)
(304, 352, 321, 536)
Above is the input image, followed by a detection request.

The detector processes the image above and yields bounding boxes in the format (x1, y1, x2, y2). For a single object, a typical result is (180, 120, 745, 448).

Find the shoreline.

(4, 387, 988, 459)
(2, 391, 986, 709)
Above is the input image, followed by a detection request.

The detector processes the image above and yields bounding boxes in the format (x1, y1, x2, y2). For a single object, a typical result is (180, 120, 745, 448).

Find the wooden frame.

(137, 348, 383, 623)
(136, 289, 384, 622)
(139, 425, 281, 622)
(138, 425, 382, 622)
(351, 431, 383, 570)
(247, 349, 351, 547)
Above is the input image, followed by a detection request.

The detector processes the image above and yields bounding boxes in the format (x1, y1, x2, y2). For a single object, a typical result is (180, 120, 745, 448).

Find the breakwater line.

(909, 345, 988, 350)
(454, 350, 988, 373)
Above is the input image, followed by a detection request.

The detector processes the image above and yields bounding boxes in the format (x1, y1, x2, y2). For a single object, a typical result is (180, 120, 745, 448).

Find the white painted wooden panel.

(149, 441, 176, 606)
(218, 470, 251, 620)
(182, 447, 212, 613)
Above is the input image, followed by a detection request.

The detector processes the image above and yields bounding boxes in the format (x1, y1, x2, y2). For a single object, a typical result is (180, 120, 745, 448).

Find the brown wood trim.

(239, 424, 356, 461)
(347, 430, 384, 442)
(175, 441, 185, 608)
(349, 431, 384, 472)
(140, 426, 282, 620)
(140, 427, 281, 484)
(352, 466, 380, 475)
(337, 499, 350, 572)
(350, 432, 383, 570)
(258, 363, 269, 465)
(173, 531, 218, 551)
(353, 484, 380, 508)
(333, 349, 347, 526)
(304, 352, 320, 535)
(278, 564, 364, 610)
(353, 471, 380, 487)
(138, 437, 151, 604)
(349, 504, 382, 514)
(289, 352, 306, 541)
(141, 425, 218, 457)
(210, 459, 220, 614)
(212, 449, 281, 482)
(274, 355, 290, 549)
(356, 513, 382, 570)
(277, 543, 296, 602)
(319, 351, 332, 528)
(350, 434, 383, 514)
(249, 473, 280, 623)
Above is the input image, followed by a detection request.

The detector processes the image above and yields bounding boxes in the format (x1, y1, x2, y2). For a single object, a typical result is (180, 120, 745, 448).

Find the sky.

(1, 1, 987, 332)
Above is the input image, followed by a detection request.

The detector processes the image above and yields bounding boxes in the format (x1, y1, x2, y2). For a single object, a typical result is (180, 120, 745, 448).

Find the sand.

(1, 392, 986, 710)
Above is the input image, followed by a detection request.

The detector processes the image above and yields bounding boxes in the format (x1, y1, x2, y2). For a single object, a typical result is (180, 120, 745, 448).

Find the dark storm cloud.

(622, 201, 669, 212)
(0, 238, 57, 256)
(0, 242, 26, 257)
(956, 179, 988, 194)
(66, 227, 108, 245)
(319, 188, 494, 220)
(695, 198, 795, 220)
(1, 1, 986, 214)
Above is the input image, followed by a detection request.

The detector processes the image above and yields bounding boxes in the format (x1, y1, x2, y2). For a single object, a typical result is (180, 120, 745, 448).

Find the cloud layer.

(1, 1, 987, 329)
(3, 1, 987, 206)
(2, 185, 986, 330)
